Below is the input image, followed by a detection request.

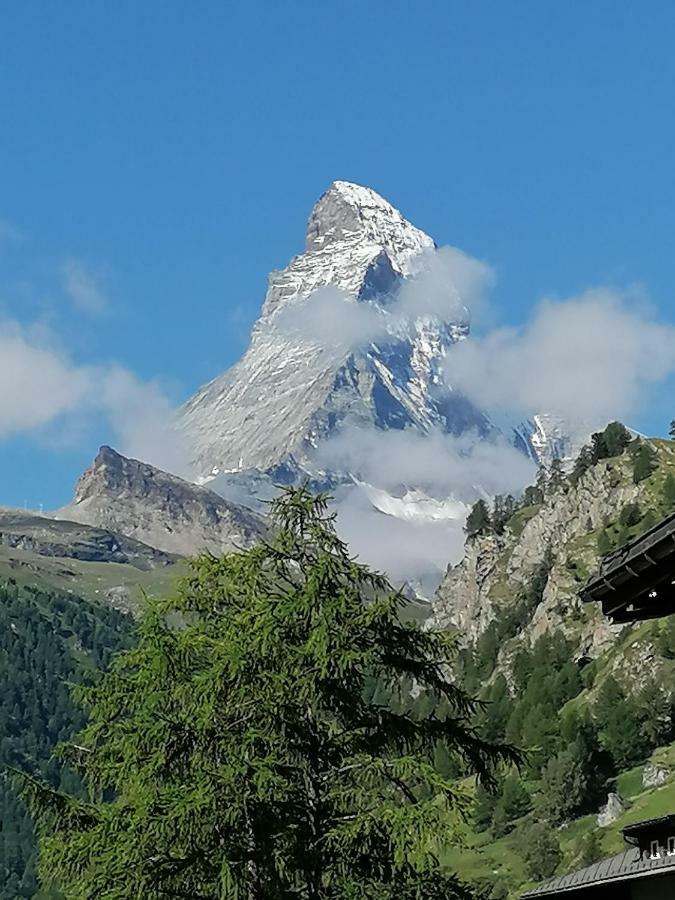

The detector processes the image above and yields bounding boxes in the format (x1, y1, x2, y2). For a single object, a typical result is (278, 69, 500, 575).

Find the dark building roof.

(580, 510, 675, 622)
(521, 845, 675, 897)
(622, 813, 675, 844)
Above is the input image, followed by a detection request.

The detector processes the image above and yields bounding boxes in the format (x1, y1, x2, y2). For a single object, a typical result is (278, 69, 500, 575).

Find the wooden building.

(580, 510, 675, 623)
(521, 511, 675, 898)
(522, 816, 675, 898)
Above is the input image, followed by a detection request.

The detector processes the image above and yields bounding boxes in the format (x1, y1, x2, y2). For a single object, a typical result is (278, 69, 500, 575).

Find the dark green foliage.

(506, 634, 583, 776)
(663, 473, 675, 508)
(521, 822, 561, 882)
(596, 529, 612, 556)
(472, 781, 497, 834)
(631, 440, 658, 484)
(468, 632, 586, 790)
(466, 499, 491, 538)
(522, 485, 544, 506)
(593, 676, 673, 770)
(637, 681, 673, 749)
(479, 675, 512, 744)
(491, 772, 531, 836)
(570, 445, 593, 486)
(669, 419, 675, 439)
(538, 748, 588, 825)
(590, 422, 632, 463)
(619, 502, 642, 527)
(536, 713, 611, 827)
(0, 581, 132, 899)
(474, 622, 499, 679)
(21, 488, 518, 900)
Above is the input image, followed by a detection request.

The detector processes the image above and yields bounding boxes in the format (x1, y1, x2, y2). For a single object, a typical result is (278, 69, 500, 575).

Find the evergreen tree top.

(17, 486, 518, 900)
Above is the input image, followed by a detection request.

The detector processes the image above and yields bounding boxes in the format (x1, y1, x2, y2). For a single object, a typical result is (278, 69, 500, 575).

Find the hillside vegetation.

(429, 424, 675, 897)
(0, 582, 133, 897)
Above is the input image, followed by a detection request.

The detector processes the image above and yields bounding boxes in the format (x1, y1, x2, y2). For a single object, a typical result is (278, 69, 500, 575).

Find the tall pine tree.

(18, 488, 517, 900)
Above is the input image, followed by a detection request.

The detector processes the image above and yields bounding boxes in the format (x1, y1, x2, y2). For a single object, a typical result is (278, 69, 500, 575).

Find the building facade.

(522, 815, 675, 898)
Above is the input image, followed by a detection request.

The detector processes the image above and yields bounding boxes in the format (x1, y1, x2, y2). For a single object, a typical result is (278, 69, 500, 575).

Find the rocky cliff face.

(57, 446, 266, 557)
(0, 509, 175, 569)
(430, 439, 675, 683)
(179, 181, 560, 486)
(179, 180, 489, 481)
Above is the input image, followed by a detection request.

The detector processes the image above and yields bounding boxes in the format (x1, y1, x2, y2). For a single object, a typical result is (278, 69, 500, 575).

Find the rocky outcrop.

(0, 509, 174, 569)
(57, 446, 266, 557)
(430, 533, 505, 643)
(643, 763, 670, 789)
(178, 180, 485, 480)
(178, 181, 568, 485)
(429, 443, 673, 683)
(432, 455, 637, 649)
(597, 792, 625, 827)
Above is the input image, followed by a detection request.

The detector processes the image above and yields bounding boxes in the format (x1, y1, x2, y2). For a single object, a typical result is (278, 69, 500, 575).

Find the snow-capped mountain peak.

(305, 180, 435, 269)
(180, 181, 479, 478)
(259, 181, 435, 324)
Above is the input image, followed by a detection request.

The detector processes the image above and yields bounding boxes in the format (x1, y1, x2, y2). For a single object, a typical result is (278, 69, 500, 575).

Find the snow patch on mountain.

(356, 480, 468, 524)
(177, 180, 569, 586)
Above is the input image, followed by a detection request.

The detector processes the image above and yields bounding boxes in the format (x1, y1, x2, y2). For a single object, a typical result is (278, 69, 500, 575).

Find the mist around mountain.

(174, 181, 581, 588)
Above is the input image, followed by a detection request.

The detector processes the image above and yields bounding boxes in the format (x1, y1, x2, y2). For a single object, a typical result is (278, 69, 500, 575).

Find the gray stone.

(643, 763, 670, 789)
(0, 508, 175, 568)
(597, 792, 625, 827)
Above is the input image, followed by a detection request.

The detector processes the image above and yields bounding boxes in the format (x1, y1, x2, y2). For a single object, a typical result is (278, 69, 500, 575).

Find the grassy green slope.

(0, 544, 185, 612)
(440, 746, 675, 899)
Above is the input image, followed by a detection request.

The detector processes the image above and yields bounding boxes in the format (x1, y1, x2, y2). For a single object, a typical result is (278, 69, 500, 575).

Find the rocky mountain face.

(0, 509, 175, 569)
(429, 436, 675, 686)
(179, 181, 552, 485)
(57, 446, 266, 557)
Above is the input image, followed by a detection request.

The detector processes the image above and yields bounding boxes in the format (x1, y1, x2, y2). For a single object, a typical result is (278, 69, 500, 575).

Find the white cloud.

(313, 424, 536, 587)
(98, 367, 193, 478)
(445, 288, 675, 429)
(61, 258, 109, 315)
(331, 486, 467, 589)
(316, 425, 533, 501)
(397, 245, 494, 324)
(0, 321, 91, 439)
(274, 245, 494, 349)
(0, 317, 191, 477)
(274, 285, 384, 350)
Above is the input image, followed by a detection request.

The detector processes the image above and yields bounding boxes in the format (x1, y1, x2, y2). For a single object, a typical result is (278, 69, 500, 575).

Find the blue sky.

(2, 1, 675, 508)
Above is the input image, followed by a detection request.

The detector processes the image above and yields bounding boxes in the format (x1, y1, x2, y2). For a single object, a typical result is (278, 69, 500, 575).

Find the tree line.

(0, 581, 132, 898)
(16, 488, 520, 900)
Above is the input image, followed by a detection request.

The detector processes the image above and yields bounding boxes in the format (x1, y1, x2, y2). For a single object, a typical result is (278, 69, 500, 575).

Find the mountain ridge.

(57, 445, 266, 557)
(179, 181, 557, 485)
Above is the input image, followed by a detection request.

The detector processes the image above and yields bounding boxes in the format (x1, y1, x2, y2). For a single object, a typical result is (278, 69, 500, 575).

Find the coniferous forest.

(0, 582, 132, 898)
